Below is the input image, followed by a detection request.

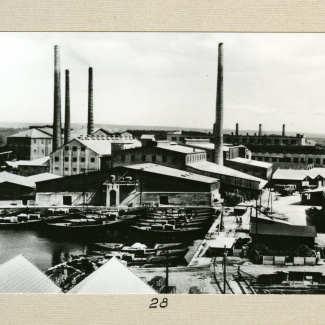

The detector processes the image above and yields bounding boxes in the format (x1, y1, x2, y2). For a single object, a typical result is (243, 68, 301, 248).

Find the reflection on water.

(0, 228, 127, 271)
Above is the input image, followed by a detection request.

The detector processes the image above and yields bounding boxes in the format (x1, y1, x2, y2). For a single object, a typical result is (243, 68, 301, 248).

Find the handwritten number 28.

(149, 298, 168, 308)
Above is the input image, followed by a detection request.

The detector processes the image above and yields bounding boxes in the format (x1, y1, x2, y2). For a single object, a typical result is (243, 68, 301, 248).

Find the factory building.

(4, 156, 50, 176)
(272, 168, 325, 191)
(93, 128, 134, 140)
(36, 164, 220, 207)
(112, 140, 206, 170)
(250, 223, 317, 250)
(225, 157, 273, 180)
(7, 128, 53, 160)
(50, 135, 141, 177)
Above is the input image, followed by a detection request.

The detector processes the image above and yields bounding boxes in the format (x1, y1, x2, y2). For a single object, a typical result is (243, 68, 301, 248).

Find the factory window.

(64, 157, 69, 162)
(172, 137, 177, 141)
(42, 150, 44, 154)
(274, 139, 280, 145)
(264, 157, 270, 162)
(293, 157, 298, 163)
(272, 157, 277, 162)
(55, 167, 59, 171)
(282, 140, 288, 145)
(81, 168, 85, 173)
(55, 157, 59, 162)
(251, 156, 255, 160)
(48, 140, 51, 144)
(81, 147, 85, 151)
(258, 157, 262, 161)
(34, 150, 36, 154)
(291, 140, 297, 145)
(180, 137, 185, 143)
(41, 140, 44, 144)
(73, 146, 77, 151)
(73, 157, 77, 162)
(301, 158, 306, 163)
(73, 168, 77, 172)
(316, 158, 321, 164)
(152, 155, 156, 162)
(65, 146, 69, 151)
(131, 155, 135, 162)
(308, 158, 313, 164)
(141, 155, 146, 162)
(65, 168, 68, 171)
(34, 139, 36, 144)
(81, 157, 85, 162)
(162, 155, 167, 162)
(91, 158, 95, 163)
(284, 157, 291, 162)
(121, 154, 125, 162)
(266, 139, 272, 144)
(323, 159, 325, 165)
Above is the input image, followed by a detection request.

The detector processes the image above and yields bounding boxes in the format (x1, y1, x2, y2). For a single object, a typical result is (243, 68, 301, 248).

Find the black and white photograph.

(1, 32, 325, 295)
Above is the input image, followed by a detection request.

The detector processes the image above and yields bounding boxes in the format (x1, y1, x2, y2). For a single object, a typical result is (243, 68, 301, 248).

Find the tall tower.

(213, 43, 224, 166)
(53, 45, 62, 151)
(87, 67, 94, 135)
(64, 70, 71, 144)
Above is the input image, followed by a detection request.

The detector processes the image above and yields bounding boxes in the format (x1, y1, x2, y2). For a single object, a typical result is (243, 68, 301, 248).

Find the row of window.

(227, 138, 298, 145)
(33, 139, 51, 144)
(121, 154, 177, 164)
(54, 157, 96, 163)
(65, 146, 86, 151)
(252, 156, 325, 164)
(54, 167, 86, 172)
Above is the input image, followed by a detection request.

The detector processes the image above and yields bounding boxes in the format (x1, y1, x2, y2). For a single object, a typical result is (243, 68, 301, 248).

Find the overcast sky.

(1, 32, 325, 134)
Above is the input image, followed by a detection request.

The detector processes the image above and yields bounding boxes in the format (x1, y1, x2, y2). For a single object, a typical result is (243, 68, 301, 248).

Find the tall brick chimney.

(64, 70, 71, 144)
(53, 45, 62, 151)
(87, 67, 94, 135)
(213, 43, 224, 166)
(235, 123, 239, 136)
(258, 124, 262, 136)
(282, 124, 285, 137)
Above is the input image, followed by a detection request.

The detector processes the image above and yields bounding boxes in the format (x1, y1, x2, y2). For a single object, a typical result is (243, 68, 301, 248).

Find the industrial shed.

(250, 223, 317, 250)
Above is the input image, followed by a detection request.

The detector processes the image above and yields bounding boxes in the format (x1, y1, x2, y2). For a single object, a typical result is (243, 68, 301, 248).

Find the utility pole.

(223, 245, 227, 294)
(255, 196, 258, 235)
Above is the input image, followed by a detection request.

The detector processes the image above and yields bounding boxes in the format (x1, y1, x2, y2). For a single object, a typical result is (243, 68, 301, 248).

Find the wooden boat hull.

(0, 219, 42, 229)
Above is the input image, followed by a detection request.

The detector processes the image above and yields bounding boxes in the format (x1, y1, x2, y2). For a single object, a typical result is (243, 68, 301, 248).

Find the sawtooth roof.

(68, 257, 156, 294)
(272, 168, 325, 181)
(0, 255, 62, 293)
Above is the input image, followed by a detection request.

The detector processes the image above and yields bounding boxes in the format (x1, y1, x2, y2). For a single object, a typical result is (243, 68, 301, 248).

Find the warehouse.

(250, 223, 317, 250)
(225, 157, 273, 180)
(36, 163, 220, 207)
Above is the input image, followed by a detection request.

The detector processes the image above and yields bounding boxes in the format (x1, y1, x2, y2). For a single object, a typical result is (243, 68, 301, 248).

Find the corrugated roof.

(68, 257, 156, 293)
(0, 172, 35, 188)
(250, 223, 316, 238)
(6, 156, 50, 168)
(228, 157, 273, 169)
(124, 163, 219, 184)
(9, 129, 52, 139)
(0, 255, 62, 293)
(186, 161, 267, 189)
(27, 172, 62, 183)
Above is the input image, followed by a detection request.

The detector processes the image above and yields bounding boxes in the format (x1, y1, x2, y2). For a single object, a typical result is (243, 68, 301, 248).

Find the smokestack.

(259, 124, 262, 136)
(87, 67, 94, 135)
(282, 124, 285, 137)
(213, 43, 224, 166)
(64, 70, 71, 144)
(53, 45, 62, 151)
(235, 123, 239, 136)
